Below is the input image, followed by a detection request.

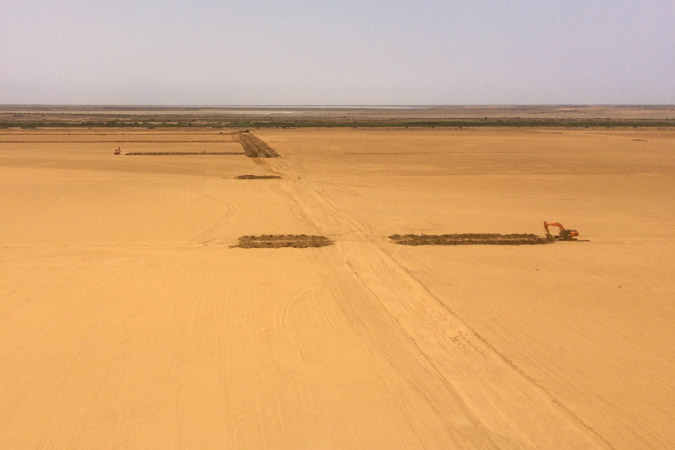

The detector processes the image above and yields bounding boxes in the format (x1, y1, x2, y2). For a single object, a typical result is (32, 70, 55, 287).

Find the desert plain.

(0, 124, 674, 448)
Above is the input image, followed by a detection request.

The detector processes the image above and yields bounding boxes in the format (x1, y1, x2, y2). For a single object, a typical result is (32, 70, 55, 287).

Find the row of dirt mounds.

(236, 233, 551, 248)
(2, 139, 238, 143)
(235, 174, 282, 179)
(125, 151, 244, 155)
(235, 132, 280, 158)
(389, 233, 551, 245)
(236, 235, 333, 248)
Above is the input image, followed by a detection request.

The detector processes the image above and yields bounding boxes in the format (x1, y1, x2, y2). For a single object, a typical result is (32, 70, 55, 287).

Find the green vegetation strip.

(2, 118, 674, 129)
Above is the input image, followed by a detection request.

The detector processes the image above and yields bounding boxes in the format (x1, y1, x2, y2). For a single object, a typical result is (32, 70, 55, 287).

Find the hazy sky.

(1, 0, 673, 105)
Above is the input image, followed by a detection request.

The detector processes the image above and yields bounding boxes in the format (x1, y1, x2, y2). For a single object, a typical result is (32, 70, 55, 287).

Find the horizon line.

(2, 103, 674, 108)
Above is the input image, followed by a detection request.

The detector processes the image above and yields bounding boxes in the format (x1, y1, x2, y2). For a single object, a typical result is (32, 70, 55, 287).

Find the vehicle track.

(190, 171, 236, 244)
(258, 151, 610, 447)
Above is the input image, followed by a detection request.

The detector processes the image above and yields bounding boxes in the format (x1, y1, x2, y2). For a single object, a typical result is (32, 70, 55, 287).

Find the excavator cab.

(544, 221, 579, 241)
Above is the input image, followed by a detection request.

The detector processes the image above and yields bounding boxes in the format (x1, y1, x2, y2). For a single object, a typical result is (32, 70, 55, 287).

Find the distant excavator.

(544, 221, 579, 241)
(114, 146, 121, 155)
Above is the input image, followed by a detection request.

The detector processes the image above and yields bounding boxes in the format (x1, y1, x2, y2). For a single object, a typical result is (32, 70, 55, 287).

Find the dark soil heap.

(235, 175, 281, 179)
(125, 151, 243, 155)
(236, 132, 280, 158)
(390, 233, 551, 245)
(237, 234, 333, 248)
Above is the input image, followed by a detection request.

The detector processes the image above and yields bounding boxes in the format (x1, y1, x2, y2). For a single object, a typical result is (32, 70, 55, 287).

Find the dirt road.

(1, 128, 673, 448)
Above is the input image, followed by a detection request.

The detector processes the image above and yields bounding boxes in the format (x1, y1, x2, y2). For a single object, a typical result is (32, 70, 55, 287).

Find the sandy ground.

(0, 128, 673, 448)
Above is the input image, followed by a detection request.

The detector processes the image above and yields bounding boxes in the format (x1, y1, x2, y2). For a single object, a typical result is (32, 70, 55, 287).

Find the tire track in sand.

(190, 173, 235, 244)
(259, 151, 611, 448)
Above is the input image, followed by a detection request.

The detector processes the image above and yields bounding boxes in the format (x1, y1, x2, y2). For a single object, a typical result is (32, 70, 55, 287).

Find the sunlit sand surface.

(1, 127, 673, 448)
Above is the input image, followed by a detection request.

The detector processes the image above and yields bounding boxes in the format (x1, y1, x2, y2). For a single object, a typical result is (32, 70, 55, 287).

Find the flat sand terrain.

(0, 128, 673, 448)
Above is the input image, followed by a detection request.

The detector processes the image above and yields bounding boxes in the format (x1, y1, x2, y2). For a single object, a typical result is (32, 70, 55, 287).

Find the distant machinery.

(544, 221, 579, 241)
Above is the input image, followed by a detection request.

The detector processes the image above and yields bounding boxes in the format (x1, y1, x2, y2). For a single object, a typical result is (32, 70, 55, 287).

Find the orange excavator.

(544, 221, 579, 241)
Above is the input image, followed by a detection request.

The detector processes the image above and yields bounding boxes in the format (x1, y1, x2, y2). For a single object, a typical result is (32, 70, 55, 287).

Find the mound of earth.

(236, 132, 280, 158)
(235, 175, 281, 179)
(390, 233, 551, 245)
(125, 151, 244, 155)
(237, 234, 333, 248)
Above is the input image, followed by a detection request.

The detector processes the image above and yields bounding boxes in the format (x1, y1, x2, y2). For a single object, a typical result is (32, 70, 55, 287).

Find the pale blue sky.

(1, 0, 673, 104)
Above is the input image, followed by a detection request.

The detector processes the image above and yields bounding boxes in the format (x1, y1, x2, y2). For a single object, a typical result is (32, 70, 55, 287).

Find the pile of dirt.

(390, 233, 551, 246)
(236, 132, 280, 158)
(237, 235, 333, 248)
(125, 151, 244, 155)
(235, 175, 281, 179)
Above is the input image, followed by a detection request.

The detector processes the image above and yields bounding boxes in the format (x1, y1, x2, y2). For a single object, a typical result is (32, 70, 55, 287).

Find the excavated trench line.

(236, 234, 333, 248)
(390, 233, 551, 245)
(120, 131, 280, 157)
(125, 151, 244, 155)
(235, 132, 280, 158)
